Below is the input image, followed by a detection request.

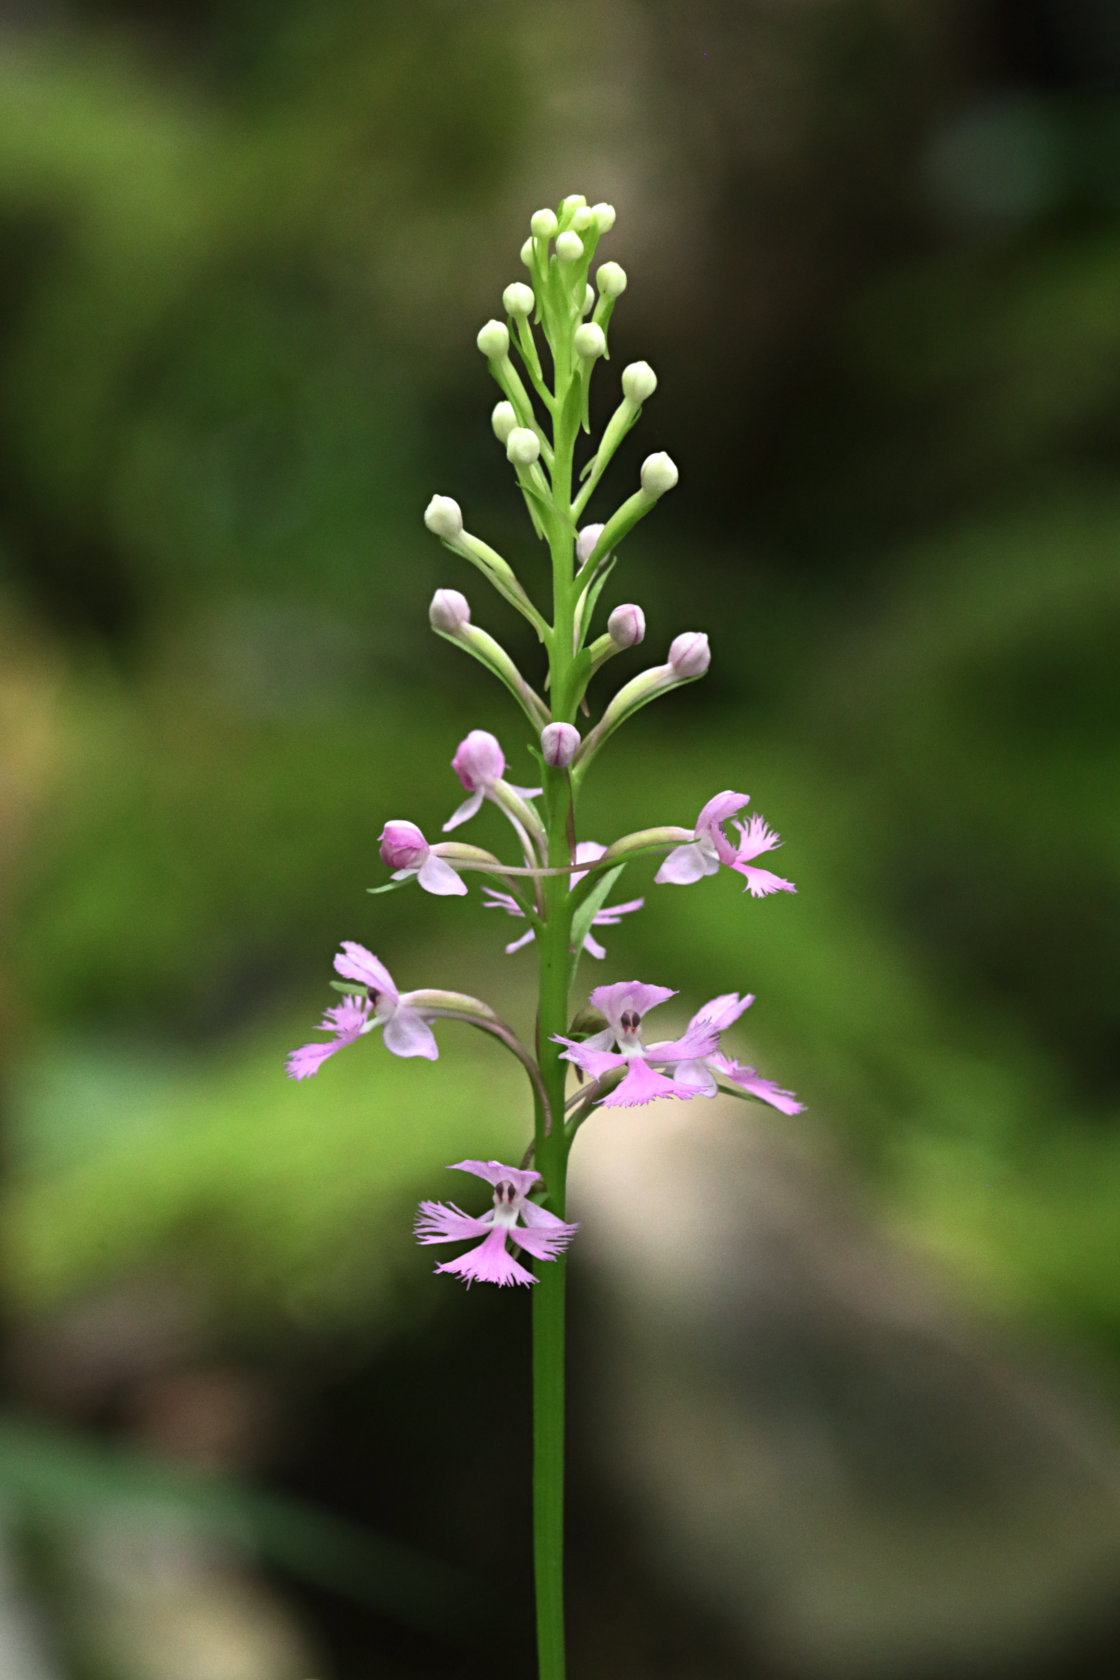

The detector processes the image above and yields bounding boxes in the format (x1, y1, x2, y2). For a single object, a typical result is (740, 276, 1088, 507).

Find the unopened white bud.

(556, 230, 584, 262)
(506, 427, 541, 466)
(530, 208, 558, 239)
(503, 281, 535, 317)
(491, 401, 517, 444)
(429, 588, 471, 633)
(622, 361, 657, 403)
(477, 319, 510, 359)
(668, 631, 710, 679)
(561, 193, 587, 211)
(520, 237, 533, 268)
(424, 495, 463, 540)
(640, 451, 679, 498)
(608, 602, 646, 648)
(574, 322, 606, 360)
(541, 721, 581, 768)
(571, 206, 595, 232)
(591, 202, 616, 232)
(596, 261, 627, 297)
(576, 524, 605, 566)
(582, 284, 595, 317)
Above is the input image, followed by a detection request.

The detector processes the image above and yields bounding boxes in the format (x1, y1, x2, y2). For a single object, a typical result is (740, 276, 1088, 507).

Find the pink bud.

(576, 524, 605, 566)
(379, 820, 430, 870)
(667, 631, 711, 679)
(429, 588, 471, 633)
(607, 603, 646, 648)
(451, 729, 505, 791)
(541, 722, 580, 767)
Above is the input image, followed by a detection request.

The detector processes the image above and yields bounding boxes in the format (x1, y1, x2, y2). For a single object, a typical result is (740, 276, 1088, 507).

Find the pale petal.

(482, 887, 523, 917)
(666, 1058, 718, 1096)
(654, 843, 716, 886)
(581, 931, 607, 959)
(519, 1201, 575, 1231)
(645, 1027, 719, 1062)
(505, 927, 537, 954)
(713, 1054, 804, 1114)
(334, 943, 397, 1002)
(553, 1037, 625, 1081)
(732, 813, 782, 862)
(696, 790, 750, 835)
(688, 992, 754, 1034)
(417, 853, 468, 895)
(592, 896, 644, 925)
(441, 790, 484, 832)
(381, 1007, 439, 1060)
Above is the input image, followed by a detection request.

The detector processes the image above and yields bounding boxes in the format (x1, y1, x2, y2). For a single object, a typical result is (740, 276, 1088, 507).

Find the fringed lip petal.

(414, 1201, 491, 1244)
(434, 1227, 537, 1288)
(712, 1053, 804, 1114)
(597, 1058, 703, 1107)
(515, 1220, 579, 1262)
(286, 1040, 346, 1081)
(732, 863, 797, 898)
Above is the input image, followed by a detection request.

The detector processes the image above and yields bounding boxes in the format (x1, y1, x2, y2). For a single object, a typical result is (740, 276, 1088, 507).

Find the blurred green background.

(0, 0, 1119, 1675)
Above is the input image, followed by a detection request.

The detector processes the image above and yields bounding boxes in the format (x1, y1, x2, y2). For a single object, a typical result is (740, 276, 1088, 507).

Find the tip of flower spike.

(423, 495, 463, 540)
(640, 451, 679, 498)
(502, 281, 535, 317)
(476, 319, 510, 359)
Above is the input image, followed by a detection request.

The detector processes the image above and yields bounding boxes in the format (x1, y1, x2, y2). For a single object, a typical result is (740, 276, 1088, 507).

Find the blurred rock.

(571, 1099, 1120, 1678)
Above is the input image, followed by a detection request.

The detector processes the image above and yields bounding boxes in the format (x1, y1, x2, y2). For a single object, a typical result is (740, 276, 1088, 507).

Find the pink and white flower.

(658, 992, 804, 1113)
(482, 841, 643, 958)
(286, 944, 439, 1078)
(379, 820, 467, 896)
(654, 791, 795, 898)
(554, 980, 720, 1107)
(442, 729, 541, 833)
(415, 1159, 578, 1288)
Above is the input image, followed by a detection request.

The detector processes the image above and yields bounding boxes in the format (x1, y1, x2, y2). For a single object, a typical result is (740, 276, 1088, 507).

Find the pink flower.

(379, 820, 467, 896)
(657, 992, 804, 1113)
(443, 730, 541, 833)
(482, 842, 643, 958)
(415, 1159, 578, 1287)
(286, 944, 439, 1078)
(554, 980, 719, 1107)
(654, 792, 795, 897)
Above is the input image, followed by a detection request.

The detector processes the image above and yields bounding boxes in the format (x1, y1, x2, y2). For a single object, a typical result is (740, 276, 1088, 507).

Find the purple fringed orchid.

(379, 820, 467, 896)
(442, 729, 541, 832)
(554, 980, 720, 1107)
(654, 791, 795, 898)
(659, 991, 804, 1114)
(286, 943, 439, 1078)
(482, 841, 643, 958)
(415, 1159, 578, 1287)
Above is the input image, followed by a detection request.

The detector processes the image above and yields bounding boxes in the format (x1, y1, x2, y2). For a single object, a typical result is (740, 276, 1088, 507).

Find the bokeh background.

(1, 0, 1119, 1676)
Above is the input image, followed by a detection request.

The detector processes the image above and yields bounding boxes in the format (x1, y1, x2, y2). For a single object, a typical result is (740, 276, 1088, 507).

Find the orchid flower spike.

(379, 820, 468, 896)
(483, 841, 643, 958)
(416, 1160, 578, 1288)
(656, 992, 803, 1113)
(554, 980, 721, 1107)
(443, 729, 543, 838)
(286, 944, 440, 1078)
(655, 792, 796, 897)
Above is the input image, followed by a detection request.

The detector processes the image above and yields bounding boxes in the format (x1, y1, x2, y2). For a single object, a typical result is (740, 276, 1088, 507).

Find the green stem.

(530, 285, 581, 1680)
